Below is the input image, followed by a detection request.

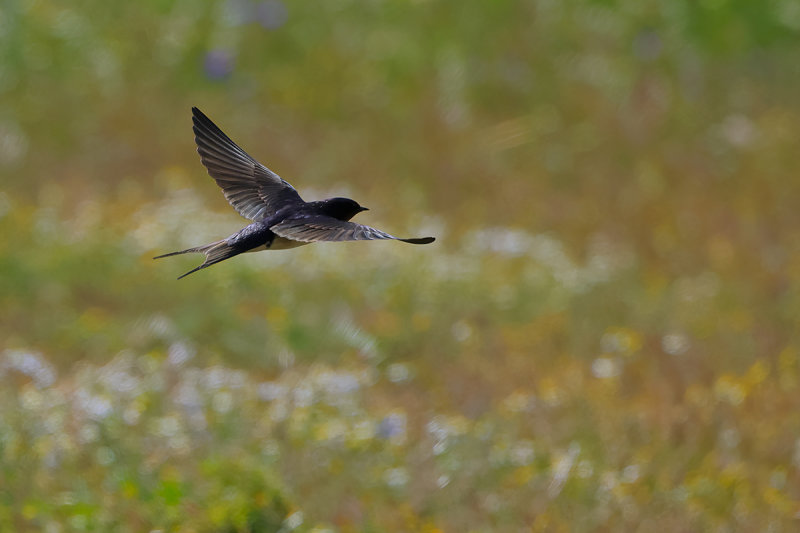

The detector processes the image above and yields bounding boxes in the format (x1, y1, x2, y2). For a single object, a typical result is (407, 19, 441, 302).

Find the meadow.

(2, 1, 800, 531)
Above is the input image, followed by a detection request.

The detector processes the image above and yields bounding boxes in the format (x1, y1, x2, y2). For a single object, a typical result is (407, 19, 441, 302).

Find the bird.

(154, 107, 435, 279)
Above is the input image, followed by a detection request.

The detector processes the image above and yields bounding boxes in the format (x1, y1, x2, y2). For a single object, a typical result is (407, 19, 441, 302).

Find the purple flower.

(378, 413, 407, 440)
(226, 0, 287, 29)
(204, 50, 235, 80)
(256, 0, 288, 30)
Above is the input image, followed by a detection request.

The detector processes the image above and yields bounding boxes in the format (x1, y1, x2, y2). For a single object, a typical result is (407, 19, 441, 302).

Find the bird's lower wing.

(271, 216, 435, 244)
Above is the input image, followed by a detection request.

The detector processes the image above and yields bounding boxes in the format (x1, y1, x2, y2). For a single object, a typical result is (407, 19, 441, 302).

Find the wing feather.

(271, 216, 435, 245)
(191, 107, 303, 221)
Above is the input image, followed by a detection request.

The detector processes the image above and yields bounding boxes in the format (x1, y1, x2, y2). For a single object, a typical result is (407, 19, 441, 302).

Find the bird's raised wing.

(271, 216, 435, 244)
(192, 107, 303, 221)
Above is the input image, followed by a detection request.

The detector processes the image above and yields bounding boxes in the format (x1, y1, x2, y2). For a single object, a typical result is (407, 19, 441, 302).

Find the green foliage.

(2, 0, 800, 531)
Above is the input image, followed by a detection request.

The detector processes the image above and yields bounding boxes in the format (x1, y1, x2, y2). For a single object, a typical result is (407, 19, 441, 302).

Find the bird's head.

(324, 197, 369, 221)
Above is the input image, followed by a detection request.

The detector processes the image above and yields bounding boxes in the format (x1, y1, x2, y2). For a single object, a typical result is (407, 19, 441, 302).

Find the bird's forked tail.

(153, 240, 241, 279)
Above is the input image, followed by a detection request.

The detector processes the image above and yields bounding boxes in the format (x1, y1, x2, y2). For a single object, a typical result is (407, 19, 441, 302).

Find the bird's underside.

(154, 107, 434, 279)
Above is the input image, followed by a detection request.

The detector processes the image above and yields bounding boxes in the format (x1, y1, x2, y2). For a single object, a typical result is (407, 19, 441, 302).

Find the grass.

(2, 0, 800, 531)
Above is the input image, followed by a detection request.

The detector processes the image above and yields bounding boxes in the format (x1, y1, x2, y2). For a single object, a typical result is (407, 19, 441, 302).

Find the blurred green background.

(2, 0, 800, 531)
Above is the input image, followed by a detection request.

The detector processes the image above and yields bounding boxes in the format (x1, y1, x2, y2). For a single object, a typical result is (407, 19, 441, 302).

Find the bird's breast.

(264, 236, 309, 251)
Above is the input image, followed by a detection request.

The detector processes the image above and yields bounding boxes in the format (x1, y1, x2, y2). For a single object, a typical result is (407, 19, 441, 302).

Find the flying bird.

(154, 107, 435, 279)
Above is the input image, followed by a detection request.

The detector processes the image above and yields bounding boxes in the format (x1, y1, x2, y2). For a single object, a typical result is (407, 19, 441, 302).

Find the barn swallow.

(154, 107, 435, 279)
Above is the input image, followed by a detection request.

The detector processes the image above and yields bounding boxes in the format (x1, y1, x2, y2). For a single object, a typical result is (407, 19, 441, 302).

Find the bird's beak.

(360, 206, 369, 212)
